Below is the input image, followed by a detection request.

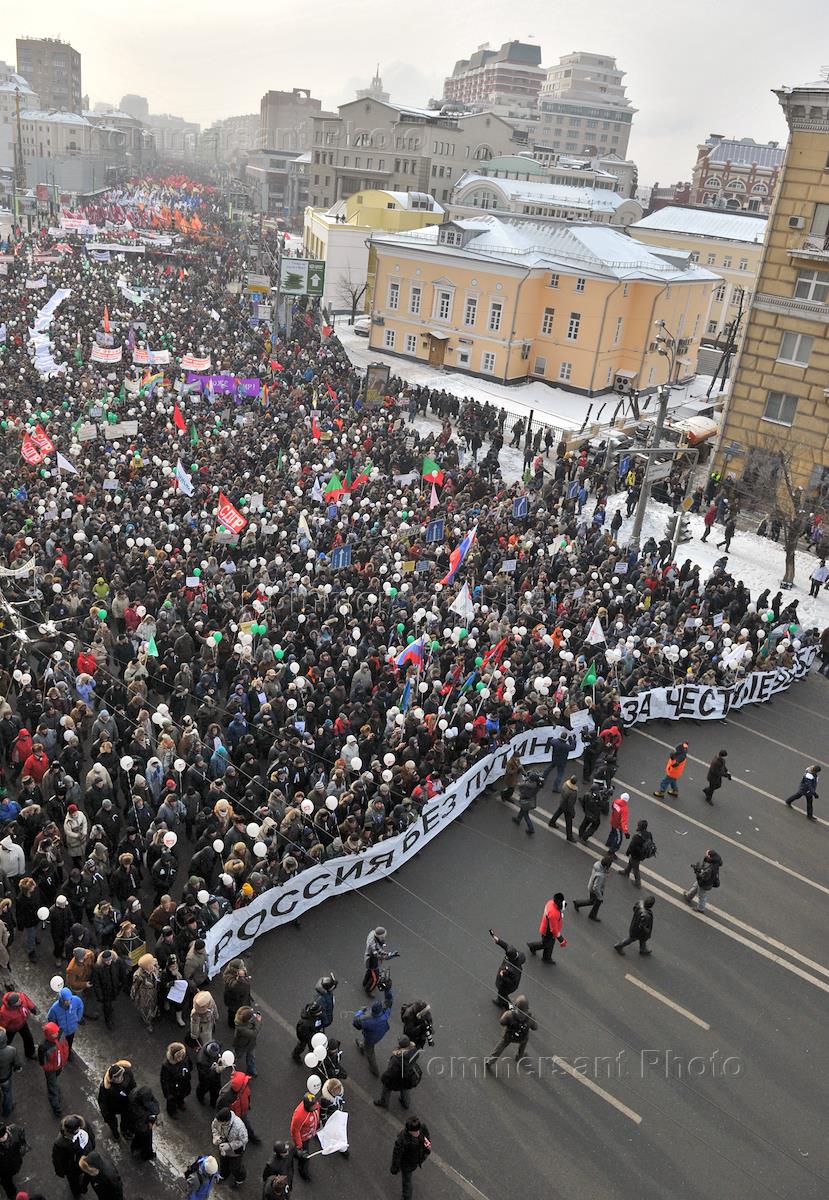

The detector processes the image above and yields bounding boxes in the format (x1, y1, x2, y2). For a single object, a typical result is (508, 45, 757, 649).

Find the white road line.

(527, 801, 829, 996)
(774, 692, 829, 721)
(616, 777, 829, 897)
(722, 716, 829, 770)
(631, 728, 829, 828)
(551, 1054, 642, 1124)
(624, 974, 711, 1030)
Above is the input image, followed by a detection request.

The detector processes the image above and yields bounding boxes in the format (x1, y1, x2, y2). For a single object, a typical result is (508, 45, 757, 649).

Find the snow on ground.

(336, 321, 722, 433)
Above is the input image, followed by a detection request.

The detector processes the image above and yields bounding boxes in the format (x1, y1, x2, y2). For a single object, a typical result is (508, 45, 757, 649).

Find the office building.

(16, 37, 82, 114)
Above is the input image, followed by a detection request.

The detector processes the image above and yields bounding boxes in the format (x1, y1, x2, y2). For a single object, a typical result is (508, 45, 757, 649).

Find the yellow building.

(368, 215, 716, 394)
(629, 206, 766, 343)
(303, 188, 444, 311)
(716, 78, 829, 500)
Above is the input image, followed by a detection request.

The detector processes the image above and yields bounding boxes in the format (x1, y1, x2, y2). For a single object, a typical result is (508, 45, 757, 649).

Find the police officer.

(488, 930, 525, 1008)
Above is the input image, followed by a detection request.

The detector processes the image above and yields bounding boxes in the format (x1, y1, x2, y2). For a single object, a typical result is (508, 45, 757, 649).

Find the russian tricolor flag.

(396, 636, 426, 669)
(440, 527, 477, 586)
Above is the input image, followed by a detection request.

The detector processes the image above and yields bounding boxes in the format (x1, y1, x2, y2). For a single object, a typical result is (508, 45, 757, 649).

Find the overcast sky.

(5, 0, 826, 182)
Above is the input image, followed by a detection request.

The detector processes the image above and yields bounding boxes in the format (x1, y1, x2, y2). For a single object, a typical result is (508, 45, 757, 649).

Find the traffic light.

(666, 514, 692, 544)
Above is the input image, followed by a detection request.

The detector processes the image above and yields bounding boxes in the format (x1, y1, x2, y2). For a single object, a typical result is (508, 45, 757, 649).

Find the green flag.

(74, 346, 83, 366)
(324, 471, 344, 500)
(146, 636, 159, 657)
(118, 382, 126, 404)
(422, 455, 444, 485)
(581, 663, 597, 688)
(277, 448, 283, 473)
(189, 421, 199, 447)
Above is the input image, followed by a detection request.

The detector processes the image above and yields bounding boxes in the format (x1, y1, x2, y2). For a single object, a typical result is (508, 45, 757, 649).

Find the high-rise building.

(442, 40, 545, 119)
(356, 67, 389, 105)
(120, 94, 150, 121)
(690, 134, 785, 213)
(538, 51, 635, 159)
(15, 37, 82, 114)
(715, 77, 829, 503)
(259, 88, 325, 152)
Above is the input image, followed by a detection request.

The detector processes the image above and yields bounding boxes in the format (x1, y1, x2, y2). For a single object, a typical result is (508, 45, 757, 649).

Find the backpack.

(641, 835, 657, 859)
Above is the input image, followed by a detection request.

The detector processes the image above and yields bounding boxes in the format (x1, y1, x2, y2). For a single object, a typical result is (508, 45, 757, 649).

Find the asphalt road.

(14, 675, 829, 1200)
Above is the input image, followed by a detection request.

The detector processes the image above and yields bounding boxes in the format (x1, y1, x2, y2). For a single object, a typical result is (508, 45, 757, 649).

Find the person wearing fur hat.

(52, 1114, 95, 1196)
(130, 954, 159, 1032)
(190, 991, 220, 1046)
(97, 1061, 136, 1140)
(160, 1041, 192, 1117)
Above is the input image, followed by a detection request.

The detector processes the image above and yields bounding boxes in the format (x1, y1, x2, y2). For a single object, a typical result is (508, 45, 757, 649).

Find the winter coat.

(295, 1002, 324, 1046)
(797, 770, 820, 798)
(0, 1029, 20, 1083)
(665, 748, 688, 780)
(353, 1004, 390, 1047)
(38, 1026, 70, 1073)
(707, 756, 732, 787)
(80, 1149, 124, 1200)
(48, 989, 84, 1035)
(501, 754, 523, 790)
(558, 778, 579, 815)
(549, 733, 576, 767)
(212, 1111, 248, 1157)
(130, 967, 159, 1023)
(0, 991, 37, 1032)
(64, 810, 90, 853)
(539, 899, 563, 939)
(380, 1046, 422, 1093)
(629, 902, 654, 939)
(610, 796, 629, 834)
(92, 954, 128, 1003)
(587, 859, 610, 900)
(693, 851, 722, 892)
(160, 1052, 192, 1101)
(52, 1120, 96, 1179)
(314, 979, 335, 1027)
(232, 1010, 259, 1053)
(0, 1123, 27, 1176)
(289, 1099, 319, 1148)
(190, 996, 219, 1044)
(128, 1085, 160, 1132)
(627, 829, 655, 862)
(98, 1063, 135, 1124)
(391, 1124, 431, 1173)
(217, 1071, 252, 1119)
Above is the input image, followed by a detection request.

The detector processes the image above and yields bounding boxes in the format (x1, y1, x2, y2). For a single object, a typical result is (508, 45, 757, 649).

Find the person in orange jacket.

(606, 792, 630, 853)
(526, 893, 567, 964)
(654, 743, 689, 798)
(290, 1092, 320, 1182)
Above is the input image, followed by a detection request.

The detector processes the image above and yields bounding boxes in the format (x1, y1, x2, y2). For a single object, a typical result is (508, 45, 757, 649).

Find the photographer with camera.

(683, 849, 723, 913)
(400, 1001, 434, 1051)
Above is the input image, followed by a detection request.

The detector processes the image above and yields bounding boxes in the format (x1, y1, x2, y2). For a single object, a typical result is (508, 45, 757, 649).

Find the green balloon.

(764, 612, 774, 622)
(389, 587, 398, 597)
(39, 411, 49, 420)
(193, 567, 202, 576)
(476, 681, 485, 691)
(401, 510, 408, 520)
(97, 609, 107, 620)
(256, 623, 267, 635)
(475, 656, 483, 667)
(107, 412, 117, 423)
(431, 640, 440, 651)
(458, 627, 468, 639)
(212, 630, 223, 643)
(396, 622, 405, 634)
(274, 648, 285, 660)
(407, 634, 415, 644)
(163, 599, 172, 608)
(0, 421, 6, 429)
(788, 623, 798, 633)
(191, 463, 198, 471)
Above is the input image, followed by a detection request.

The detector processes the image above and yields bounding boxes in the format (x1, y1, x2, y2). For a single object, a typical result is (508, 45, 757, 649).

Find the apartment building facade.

(537, 52, 636, 159)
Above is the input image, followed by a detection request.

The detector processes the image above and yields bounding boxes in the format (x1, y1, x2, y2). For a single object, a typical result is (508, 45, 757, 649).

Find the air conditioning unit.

(614, 373, 633, 394)
(788, 216, 805, 230)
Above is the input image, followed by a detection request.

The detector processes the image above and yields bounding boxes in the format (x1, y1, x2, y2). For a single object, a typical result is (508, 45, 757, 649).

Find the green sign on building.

(280, 258, 326, 296)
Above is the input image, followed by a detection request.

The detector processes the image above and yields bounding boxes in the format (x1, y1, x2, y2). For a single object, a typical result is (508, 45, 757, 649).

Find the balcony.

(789, 233, 829, 263)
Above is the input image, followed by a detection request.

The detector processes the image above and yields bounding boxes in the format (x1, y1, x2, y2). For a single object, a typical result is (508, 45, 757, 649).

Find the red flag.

(21, 434, 44, 466)
(269, 359, 283, 371)
(31, 425, 55, 453)
(217, 491, 248, 533)
(481, 636, 508, 668)
(172, 403, 186, 432)
(102, 305, 110, 334)
(311, 413, 321, 440)
(326, 383, 337, 402)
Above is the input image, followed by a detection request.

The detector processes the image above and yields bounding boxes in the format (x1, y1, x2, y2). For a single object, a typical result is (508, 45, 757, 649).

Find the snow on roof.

(0, 76, 36, 94)
(705, 139, 785, 169)
(373, 214, 718, 283)
(631, 206, 767, 244)
(381, 190, 443, 211)
(454, 173, 628, 212)
(20, 110, 89, 125)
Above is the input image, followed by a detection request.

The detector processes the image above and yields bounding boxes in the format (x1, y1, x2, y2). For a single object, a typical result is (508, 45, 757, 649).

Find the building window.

(541, 307, 554, 335)
(777, 331, 814, 366)
(457, 350, 470, 366)
(762, 390, 798, 426)
(558, 361, 572, 381)
(738, 258, 749, 271)
(464, 297, 478, 326)
(690, 251, 699, 263)
(713, 283, 726, 303)
(809, 203, 829, 238)
(794, 269, 829, 302)
(613, 316, 623, 345)
(388, 281, 399, 311)
(482, 351, 496, 373)
(707, 320, 718, 335)
(405, 333, 417, 354)
(575, 276, 586, 292)
(409, 286, 421, 315)
(534, 357, 547, 375)
(436, 290, 452, 321)
(722, 256, 732, 268)
(383, 328, 396, 350)
(623, 282, 629, 297)
(567, 312, 581, 341)
(549, 272, 559, 289)
(488, 301, 503, 332)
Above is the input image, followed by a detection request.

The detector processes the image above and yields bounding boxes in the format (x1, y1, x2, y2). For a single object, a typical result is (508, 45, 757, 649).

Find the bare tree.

(334, 267, 367, 324)
(733, 435, 805, 586)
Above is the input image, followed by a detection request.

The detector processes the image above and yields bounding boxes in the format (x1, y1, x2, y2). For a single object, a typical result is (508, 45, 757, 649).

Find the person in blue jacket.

(185, 1153, 220, 1199)
(785, 764, 821, 820)
(47, 986, 84, 1057)
(353, 999, 391, 1077)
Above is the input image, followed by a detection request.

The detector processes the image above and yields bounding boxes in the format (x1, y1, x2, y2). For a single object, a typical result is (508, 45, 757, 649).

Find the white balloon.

(304, 1052, 318, 1068)
(311, 1033, 328, 1050)
(350, 757, 362, 771)
(221, 1050, 235, 1067)
(37, 907, 50, 922)
(212, 839, 225, 853)
(325, 797, 338, 811)
(300, 799, 314, 816)
(253, 842, 267, 858)
(50, 975, 64, 992)
(306, 1075, 322, 1094)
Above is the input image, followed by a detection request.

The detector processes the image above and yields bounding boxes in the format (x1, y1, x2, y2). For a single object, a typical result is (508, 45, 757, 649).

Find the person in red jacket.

(607, 792, 630, 853)
(21, 743, 49, 785)
(37, 1021, 69, 1115)
(526, 893, 567, 964)
(216, 1070, 260, 1145)
(76, 649, 97, 676)
(9, 730, 32, 778)
(700, 502, 717, 542)
(0, 992, 38, 1059)
(290, 1093, 320, 1182)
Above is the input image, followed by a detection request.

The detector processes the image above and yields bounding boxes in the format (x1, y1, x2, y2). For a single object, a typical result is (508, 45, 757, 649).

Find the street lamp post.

(629, 321, 678, 548)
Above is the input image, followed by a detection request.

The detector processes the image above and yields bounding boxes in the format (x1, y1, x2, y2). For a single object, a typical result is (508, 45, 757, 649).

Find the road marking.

(551, 1054, 642, 1124)
(723, 715, 829, 769)
(631, 728, 829, 828)
(616, 777, 829, 897)
(624, 974, 711, 1030)
(523, 800, 829, 996)
(774, 692, 829, 721)
(253, 992, 494, 1200)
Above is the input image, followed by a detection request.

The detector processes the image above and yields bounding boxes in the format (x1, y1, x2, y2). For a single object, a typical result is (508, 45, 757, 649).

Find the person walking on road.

(353, 999, 391, 1076)
(362, 927, 397, 995)
(374, 1037, 422, 1110)
(0, 1121, 27, 1199)
(52, 1113, 95, 1198)
(0, 992, 38, 1060)
(484, 996, 538, 1070)
(700, 502, 717, 542)
(78, 1150, 124, 1200)
(289, 1093, 319, 1183)
(578, 781, 607, 843)
(38, 1021, 70, 1116)
(527, 893, 567, 964)
(614, 896, 656, 956)
(703, 750, 732, 804)
(548, 774, 579, 841)
(489, 931, 525, 1008)
(717, 516, 736, 552)
(542, 731, 576, 794)
(184, 1154, 220, 1200)
(573, 855, 614, 921)
(653, 743, 689, 798)
(511, 773, 542, 836)
(785, 764, 821, 820)
(809, 559, 828, 598)
(0, 1031, 20, 1118)
(621, 820, 656, 885)
(683, 849, 723, 912)
(499, 752, 524, 803)
(390, 1115, 431, 1200)
(606, 792, 630, 853)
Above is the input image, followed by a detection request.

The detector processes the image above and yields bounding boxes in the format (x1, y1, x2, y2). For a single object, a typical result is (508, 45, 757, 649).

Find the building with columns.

(715, 77, 829, 502)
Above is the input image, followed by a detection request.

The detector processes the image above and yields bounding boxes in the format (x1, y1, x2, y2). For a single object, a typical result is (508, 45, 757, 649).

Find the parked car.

(353, 315, 371, 337)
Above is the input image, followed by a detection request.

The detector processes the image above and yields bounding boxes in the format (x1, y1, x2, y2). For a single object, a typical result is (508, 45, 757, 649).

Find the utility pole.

(629, 320, 677, 548)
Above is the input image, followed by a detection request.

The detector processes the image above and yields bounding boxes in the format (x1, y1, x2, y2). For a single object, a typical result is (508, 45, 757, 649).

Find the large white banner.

(204, 644, 817, 975)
